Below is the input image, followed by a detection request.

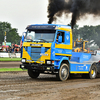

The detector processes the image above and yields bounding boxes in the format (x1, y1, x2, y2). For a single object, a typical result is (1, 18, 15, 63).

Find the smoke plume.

(47, 0, 100, 29)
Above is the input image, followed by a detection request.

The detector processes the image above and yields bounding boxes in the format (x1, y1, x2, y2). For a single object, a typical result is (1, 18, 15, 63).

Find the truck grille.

(24, 47, 50, 61)
(31, 47, 41, 61)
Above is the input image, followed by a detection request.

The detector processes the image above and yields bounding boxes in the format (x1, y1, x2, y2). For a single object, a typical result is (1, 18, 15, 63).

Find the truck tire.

(56, 63, 69, 81)
(89, 64, 97, 79)
(28, 69, 40, 78)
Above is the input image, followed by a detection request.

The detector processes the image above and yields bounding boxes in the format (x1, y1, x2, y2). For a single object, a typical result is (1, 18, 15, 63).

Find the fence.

(0, 53, 21, 58)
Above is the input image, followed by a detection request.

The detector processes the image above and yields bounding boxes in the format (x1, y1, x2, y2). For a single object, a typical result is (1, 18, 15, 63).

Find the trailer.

(20, 24, 100, 81)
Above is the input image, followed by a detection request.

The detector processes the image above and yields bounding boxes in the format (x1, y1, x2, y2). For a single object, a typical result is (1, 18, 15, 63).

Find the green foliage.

(73, 25, 100, 48)
(0, 21, 21, 44)
(0, 57, 21, 61)
(0, 68, 26, 72)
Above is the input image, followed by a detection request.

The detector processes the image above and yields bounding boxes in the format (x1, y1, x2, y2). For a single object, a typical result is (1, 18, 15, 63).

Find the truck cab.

(20, 24, 72, 81)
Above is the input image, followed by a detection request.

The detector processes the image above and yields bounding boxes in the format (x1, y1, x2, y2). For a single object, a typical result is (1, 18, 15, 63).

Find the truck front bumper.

(20, 63, 55, 71)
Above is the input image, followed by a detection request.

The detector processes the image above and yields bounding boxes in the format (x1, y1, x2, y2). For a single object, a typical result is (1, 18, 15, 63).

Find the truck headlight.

(47, 61, 51, 64)
(46, 60, 54, 65)
(21, 59, 26, 63)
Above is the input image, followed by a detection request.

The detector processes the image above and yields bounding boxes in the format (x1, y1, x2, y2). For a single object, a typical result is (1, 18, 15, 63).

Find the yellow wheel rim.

(91, 70, 94, 75)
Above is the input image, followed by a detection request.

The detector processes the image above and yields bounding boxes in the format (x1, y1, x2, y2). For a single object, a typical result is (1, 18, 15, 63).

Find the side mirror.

(22, 32, 26, 42)
(58, 36, 62, 43)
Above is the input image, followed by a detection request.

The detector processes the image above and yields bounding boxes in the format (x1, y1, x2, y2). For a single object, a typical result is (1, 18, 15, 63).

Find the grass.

(0, 58, 25, 72)
(0, 57, 21, 61)
(0, 68, 26, 72)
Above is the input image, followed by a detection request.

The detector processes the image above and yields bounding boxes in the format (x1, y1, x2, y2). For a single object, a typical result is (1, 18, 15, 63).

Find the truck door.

(55, 31, 72, 57)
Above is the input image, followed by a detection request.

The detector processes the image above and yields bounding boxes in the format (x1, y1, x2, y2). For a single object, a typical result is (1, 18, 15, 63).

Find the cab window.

(56, 31, 64, 43)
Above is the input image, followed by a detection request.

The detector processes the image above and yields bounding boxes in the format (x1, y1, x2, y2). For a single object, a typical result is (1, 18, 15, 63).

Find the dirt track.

(0, 62, 100, 100)
(0, 62, 21, 68)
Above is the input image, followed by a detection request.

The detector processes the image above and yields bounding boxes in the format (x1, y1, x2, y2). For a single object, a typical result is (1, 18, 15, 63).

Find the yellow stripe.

(55, 44, 72, 49)
(55, 53, 72, 56)
(22, 48, 35, 63)
(23, 42, 52, 47)
(36, 48, 51, 64)
(70, 71, 89, 74)
(22, 48, 31, 60)
(58, 27, 72, 32)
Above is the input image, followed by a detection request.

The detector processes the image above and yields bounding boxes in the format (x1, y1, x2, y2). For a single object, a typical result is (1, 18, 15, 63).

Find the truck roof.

(26, 24, 71, 30)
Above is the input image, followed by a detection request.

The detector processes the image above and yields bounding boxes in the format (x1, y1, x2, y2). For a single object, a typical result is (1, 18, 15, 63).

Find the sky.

(0, 0, 100, 36)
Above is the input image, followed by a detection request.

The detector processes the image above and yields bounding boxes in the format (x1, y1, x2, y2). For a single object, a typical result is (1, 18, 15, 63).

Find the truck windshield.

(24, 30, 55, 42)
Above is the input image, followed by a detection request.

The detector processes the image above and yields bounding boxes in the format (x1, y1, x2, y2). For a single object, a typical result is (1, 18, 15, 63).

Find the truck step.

(55, 59, 60, 61)
(55, 65, 59, 67)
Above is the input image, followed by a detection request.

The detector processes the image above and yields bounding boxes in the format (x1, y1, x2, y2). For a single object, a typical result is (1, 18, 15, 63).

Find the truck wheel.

(28, 69, 40, 78)
(89, 64, 97, 79)
(56, 63, 69, 81)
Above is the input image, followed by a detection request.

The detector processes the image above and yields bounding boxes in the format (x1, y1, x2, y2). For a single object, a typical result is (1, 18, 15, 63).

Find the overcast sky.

(0, 0, 48, 35)
(0, 0, 100, 36)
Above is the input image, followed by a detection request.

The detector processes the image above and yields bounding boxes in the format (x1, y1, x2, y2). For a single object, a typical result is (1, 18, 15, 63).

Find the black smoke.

(47, 0, 100, 29)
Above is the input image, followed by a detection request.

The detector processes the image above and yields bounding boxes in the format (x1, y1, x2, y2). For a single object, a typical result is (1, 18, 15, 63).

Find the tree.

(72, 25, 79, 40)
(73, 25, 100, 48)
(0, 21, 21, 45)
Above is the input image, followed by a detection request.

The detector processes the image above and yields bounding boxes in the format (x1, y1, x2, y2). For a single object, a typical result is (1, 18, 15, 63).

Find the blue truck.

(20, 24, 100, 81)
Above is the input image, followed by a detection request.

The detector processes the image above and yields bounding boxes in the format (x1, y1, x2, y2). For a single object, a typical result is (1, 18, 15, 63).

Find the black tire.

(28, 69, 40, 79)
(89, 64, 97, 79)
(56, 63, 69, 81)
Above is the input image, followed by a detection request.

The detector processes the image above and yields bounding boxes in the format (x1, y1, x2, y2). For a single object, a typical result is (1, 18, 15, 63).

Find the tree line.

(0, 21, 100, 48)
(0, 21, 21, 45)
(73, 25, 100, 48)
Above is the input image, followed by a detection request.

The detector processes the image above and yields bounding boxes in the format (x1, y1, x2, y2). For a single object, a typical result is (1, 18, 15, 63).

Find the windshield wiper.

(26, 39, 33, 42)
(38, 39, 48, 42)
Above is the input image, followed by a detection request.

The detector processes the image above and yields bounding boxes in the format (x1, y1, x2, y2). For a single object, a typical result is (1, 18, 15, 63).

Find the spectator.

(11, 45, 16, 58)
(8, 46, 11, 57)
(6, 47, 8, 52)
(0, 44, 2, 52)
(14, 47, 17, 53)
